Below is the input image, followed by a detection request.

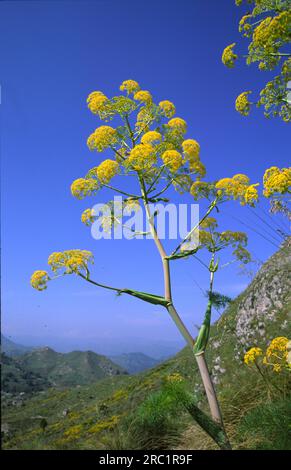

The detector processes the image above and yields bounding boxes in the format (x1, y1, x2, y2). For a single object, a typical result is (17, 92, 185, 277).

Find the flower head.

(126, 144, 156, 171)
(222, 43, 238, 68)
(87, 126, 118, 152)
(263, 337, 289, 373)
(235, 91, 252, 116)
(120, 79, 140, 94)
(190, 181, 212, 200)
(81, 208, 96, 226)
(182, 139, 200, 159)
(134, 90, 152, 104)
(263, 166, 291, 197)
(162, 150, 183, 172)
(48, 250, 94, 274)
(159, 100, 176, 118)
(71, 178, 98, 199)
(215, 174, 259, 206)
(87, 91, 109, 114)
(168, 117, 187, 133)
(199, 217, 217, 229)
(30, 270, 49, 291)
(244, 347, 263, 365)
(96, 159, 119, 184)
(141, 131, 162, 145)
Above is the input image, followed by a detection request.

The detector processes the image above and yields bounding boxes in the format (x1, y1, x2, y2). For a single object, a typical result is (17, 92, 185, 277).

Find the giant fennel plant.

(31, 79, 259, 450)
(222, 0, 291, 122)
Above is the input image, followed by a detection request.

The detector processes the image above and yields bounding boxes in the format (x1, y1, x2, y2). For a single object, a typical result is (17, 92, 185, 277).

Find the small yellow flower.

(141, 131, 162, 145)
(215, 174, 259, 206)
(134, 90, 152, 104)
(199, 217, 217, 229)
(48, 250, 93, 274)
(222, 43, 238, 68)
(81, 208, 95, 226)
(162, 150, 183, 172)
(87, 91, 109, 114)
(263, 337, 289, 373)
(96, 159, 119, 184)
(182, 139, 200, 159)
(126, 143, 156, 171)
(30, 270, 49, 291)
(244, 347, 263, 365)
(263, 166, 291, 197)
(168, 117, 187, 133)
(190, 181, 211, 200)
(235, 91, 252, 116)
(87, 126, 118, 152)
(71, 178, 98, 199)
(190, 160, 206, 177)
(120, 79, 140, 94)
(159, 100, 176, 118)
(244, 184, 259, 206)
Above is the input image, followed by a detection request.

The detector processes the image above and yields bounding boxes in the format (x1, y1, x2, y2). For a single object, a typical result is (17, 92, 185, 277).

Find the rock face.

(235, 239, 291, 352)
(206, 238, 291, 386)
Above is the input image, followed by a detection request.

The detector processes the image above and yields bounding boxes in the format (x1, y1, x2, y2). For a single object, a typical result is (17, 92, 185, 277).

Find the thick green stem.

(185, 400, 232, 450)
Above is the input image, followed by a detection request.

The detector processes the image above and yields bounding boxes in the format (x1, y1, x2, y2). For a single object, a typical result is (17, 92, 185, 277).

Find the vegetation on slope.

(2, 241, 290, 450)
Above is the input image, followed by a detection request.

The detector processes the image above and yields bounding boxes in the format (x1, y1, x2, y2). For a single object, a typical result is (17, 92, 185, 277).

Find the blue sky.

(1, 0, 289, 357)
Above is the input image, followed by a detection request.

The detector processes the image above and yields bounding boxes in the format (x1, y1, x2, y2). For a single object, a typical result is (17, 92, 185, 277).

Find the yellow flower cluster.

(81, 208, 95, 226)
(197, 229, 213, 245)
(135, 107, 152, 130)
(134, 90, 152, 104)
(263, 336, 289, 373)
(126, 143, 156, 171)
(222, 43, 238, 68)
(168, 117, 187, 133)
(87, 91, 109, 115)
(89, 415, 121, 434)
(30, 270, 49, 291)
(182, 139, 200, 159)
(159, 100, 176, 118)
(244, 347, 263, 365)
(166, 372, 184, 383)
(96, 159, 119, 183)
(63, 424, 83, 439)
(87, 126, 117, 152)
(120, 79, 140, 94)
(141, 130, 162, 145)
(190, 160, 206, 177)
(253, 12, 291, 51)
(215, 174, 259, 206)
(48, 250, 94, 274)
(190, 181, 211, 200)
(239, 14, 252, 36)
(220, 230, 247, 246)
(235, 91, 252, 116)
(199, 217, 217, 229)
(162, 150, 183, 172)
(71, 178, 97, 199)
(263, 166, 291, 197)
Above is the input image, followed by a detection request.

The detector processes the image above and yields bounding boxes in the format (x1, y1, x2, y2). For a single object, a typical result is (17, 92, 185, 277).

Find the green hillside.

(14, 348, 127, 388)
(109, 353, 160, 374)
(1, 354, 50, 394)
(1, 335, 33, 357)
(2, 241, 290, 450)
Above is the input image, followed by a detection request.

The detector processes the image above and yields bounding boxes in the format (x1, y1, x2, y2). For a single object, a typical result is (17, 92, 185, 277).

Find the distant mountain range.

(109, 352, 160, 374)
(1, 334, 34, 356)
(1, 336, 161, 393)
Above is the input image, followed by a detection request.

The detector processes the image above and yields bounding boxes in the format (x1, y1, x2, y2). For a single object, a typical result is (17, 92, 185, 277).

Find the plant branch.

(171, 198, 218, 256)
